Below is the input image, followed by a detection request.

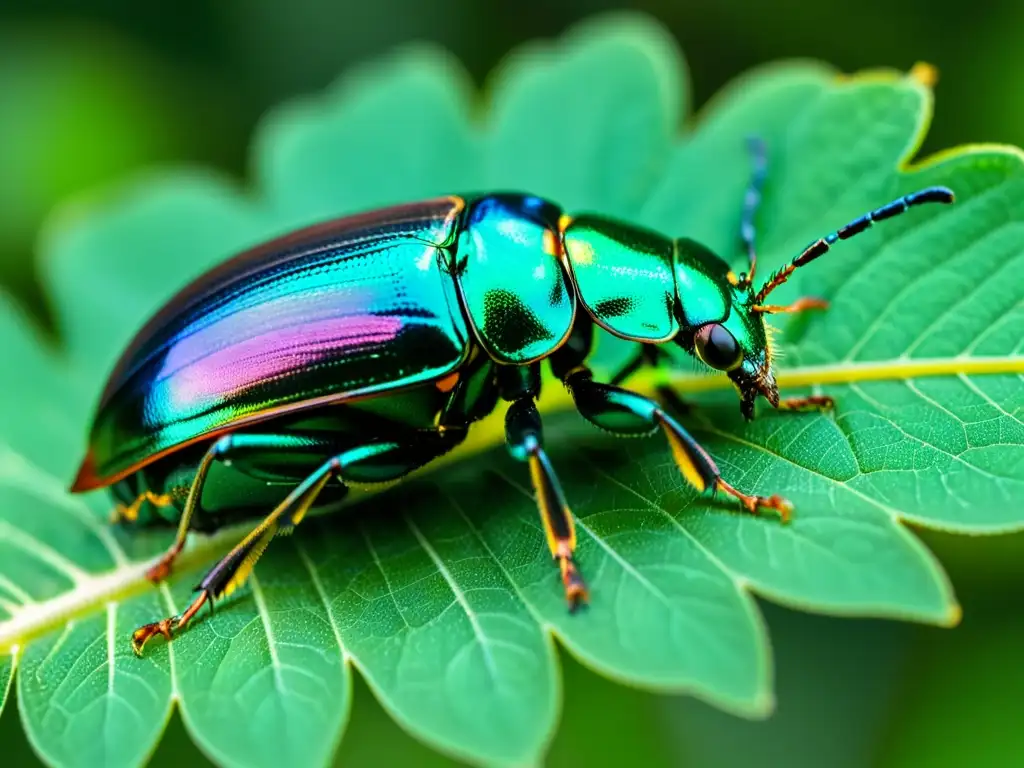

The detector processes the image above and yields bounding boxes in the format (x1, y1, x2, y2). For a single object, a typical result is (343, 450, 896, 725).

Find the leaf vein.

(404, 515, 501, 683)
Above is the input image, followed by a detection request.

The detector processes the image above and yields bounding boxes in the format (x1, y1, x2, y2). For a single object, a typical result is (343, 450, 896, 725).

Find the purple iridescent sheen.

(74, 198, 469, 490)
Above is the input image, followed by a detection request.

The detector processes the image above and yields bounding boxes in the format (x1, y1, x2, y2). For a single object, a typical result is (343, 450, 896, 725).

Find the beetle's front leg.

(564, 367, 792, 521)
(749, 298, 833, 412)
(607, 343, 695, 418)
(751, 297, 829, 315)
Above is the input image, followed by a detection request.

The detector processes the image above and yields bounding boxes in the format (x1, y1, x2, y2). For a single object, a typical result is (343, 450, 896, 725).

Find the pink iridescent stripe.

(161, 312, 405, 413)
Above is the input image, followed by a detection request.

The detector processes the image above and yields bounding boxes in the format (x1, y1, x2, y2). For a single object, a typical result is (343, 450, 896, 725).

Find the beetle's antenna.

(753, 186, 955, 305)
(737, 136, 768, 288)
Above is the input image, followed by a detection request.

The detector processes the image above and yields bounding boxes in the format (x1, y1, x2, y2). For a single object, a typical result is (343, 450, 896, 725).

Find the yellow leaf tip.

(749, 690, 776, 719)
(910, 61, 939, 88)
(944, 601, 963, 627)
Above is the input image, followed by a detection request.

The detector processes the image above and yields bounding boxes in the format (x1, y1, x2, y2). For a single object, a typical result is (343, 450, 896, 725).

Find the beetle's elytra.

(68, 139, 954, 655)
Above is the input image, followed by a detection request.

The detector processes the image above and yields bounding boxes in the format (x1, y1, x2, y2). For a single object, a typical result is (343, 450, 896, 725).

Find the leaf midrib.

(0, 524, 249, 653)
(2, 354, 1020, 652)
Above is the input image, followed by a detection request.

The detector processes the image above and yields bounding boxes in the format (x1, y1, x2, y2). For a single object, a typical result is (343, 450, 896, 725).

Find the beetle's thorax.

(557, 213, 777, 418)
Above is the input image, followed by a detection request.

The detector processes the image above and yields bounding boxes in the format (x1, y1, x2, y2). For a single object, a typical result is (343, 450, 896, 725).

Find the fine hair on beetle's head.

(708, 278, 778, 422)
(669, 238, 778, 421)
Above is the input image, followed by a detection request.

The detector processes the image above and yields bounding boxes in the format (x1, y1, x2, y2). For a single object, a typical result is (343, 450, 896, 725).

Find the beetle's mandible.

(68, 139, 955, 655)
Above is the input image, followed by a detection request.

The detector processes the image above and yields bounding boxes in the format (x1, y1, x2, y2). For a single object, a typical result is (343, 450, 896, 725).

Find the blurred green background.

(2, 1, 1022, 765)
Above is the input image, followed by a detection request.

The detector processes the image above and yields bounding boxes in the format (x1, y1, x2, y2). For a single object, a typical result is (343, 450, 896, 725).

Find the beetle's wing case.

(73, 197, 471, 491)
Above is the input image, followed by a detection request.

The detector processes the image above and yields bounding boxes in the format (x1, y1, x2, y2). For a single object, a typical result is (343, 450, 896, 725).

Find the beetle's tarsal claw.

(131, 589, 209, 656)
(715, 478, 793, 523)
(558, 552, 589, 611)
(131, 617, 179, 657)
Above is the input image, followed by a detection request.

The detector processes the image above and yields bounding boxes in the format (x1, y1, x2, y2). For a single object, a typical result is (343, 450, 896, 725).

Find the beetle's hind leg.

(142, 433, 334, 585)
(563, 367, 792, 521)
(131, 435, 462, 655)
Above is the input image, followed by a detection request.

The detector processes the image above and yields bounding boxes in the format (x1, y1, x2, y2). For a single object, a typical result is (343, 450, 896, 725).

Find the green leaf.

(2, 11, 1023, 768)
(484, 13, 684, 215)
(0, 655, 12, 712)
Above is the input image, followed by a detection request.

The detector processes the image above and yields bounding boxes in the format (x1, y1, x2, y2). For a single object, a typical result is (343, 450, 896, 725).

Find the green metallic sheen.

(454, 195, 575, 364)
(673, 237, 731, 329)
(668, 237, 771, 384)
(668, 236, 770, 385)
(563, 214, 678, 342)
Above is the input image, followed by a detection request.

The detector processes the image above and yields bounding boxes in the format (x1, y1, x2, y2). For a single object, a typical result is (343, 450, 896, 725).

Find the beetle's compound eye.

(694, 323, 743, 371)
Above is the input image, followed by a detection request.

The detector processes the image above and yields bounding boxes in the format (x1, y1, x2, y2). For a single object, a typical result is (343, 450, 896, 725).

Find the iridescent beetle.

(69, 140, 954, 654)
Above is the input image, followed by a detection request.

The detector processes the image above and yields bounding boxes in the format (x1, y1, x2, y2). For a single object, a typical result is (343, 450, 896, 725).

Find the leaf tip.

(909, 61, 939, 88)
(743, 689, 776, 720)
(943, 601, 963, 628)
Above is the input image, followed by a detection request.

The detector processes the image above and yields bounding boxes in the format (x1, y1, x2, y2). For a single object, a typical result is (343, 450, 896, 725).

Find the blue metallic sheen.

(74, 197, 469, 489)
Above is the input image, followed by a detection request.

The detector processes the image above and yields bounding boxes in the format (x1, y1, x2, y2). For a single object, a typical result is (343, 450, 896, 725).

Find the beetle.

(68, 139, 954, 655)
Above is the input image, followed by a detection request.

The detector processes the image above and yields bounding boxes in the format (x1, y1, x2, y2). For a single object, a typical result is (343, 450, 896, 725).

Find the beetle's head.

(669, 185, 957, 420)
(672, 238, 777, 421)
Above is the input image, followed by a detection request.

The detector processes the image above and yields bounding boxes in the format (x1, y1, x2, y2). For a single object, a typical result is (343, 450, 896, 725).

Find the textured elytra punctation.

(454, 194, 576, 364)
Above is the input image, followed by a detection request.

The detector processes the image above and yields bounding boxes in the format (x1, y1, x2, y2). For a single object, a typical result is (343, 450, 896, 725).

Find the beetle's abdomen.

(454, 194, 575, 364)
(73, 198, 470, 491)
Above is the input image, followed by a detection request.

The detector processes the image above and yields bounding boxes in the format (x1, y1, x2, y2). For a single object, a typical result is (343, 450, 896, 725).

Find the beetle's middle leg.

(112, 490, 175, 525)
(607, 343, 697, 421)
(500, 364, 588, 610)
(563, 366, 792, 521)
